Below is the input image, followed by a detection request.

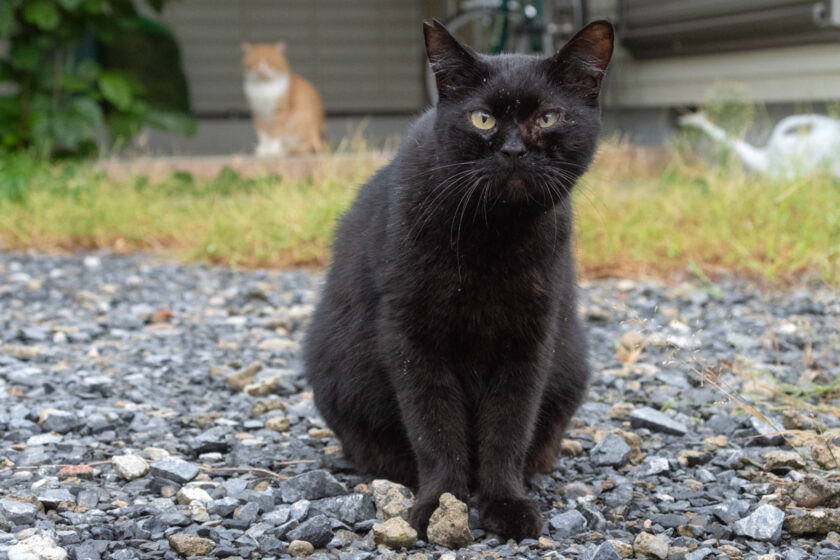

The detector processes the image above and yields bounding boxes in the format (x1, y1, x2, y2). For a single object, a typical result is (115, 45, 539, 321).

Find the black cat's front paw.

(408, 499, 439, 539)
(480, 498, 543, 541)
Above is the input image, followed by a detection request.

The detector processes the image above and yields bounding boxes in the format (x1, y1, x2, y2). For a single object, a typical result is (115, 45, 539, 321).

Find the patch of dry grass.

(1, 140, 838, 284)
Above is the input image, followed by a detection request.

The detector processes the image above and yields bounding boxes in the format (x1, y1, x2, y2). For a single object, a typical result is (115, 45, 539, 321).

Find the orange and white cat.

(242, 42, 325, 156)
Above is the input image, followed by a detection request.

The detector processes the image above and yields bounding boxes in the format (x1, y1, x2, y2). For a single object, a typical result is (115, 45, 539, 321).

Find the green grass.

(1, 142, 838, 285)
(575, 144, 840, 284)
(0, 152, 383, 268)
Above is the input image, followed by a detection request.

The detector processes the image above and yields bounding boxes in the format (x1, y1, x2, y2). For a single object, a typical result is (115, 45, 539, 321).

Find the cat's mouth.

(501, 170, 529, 194)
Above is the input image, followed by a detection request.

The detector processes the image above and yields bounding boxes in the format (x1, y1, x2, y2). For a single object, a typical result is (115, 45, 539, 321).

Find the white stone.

(8, 535, 68, 560)
(112, 454, 149, 481)
(26, 433, 62, 446)
(83, 256, 101, 269)
(176, 486, 212, 505)
(142, 447, 170, 460)
(257, 338, 297, 352)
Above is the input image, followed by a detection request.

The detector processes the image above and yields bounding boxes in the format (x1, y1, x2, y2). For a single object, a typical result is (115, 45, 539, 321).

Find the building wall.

(149, 0, 840, 150)
(592, 0, 840, 109)
(160, 0, 425, 116)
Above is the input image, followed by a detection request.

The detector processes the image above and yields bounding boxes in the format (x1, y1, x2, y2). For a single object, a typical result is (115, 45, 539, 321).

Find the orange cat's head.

(242, 43, 290, 81)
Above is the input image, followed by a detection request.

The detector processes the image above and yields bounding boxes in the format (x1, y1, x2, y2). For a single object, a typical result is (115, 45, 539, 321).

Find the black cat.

(304, 19, 613, 540)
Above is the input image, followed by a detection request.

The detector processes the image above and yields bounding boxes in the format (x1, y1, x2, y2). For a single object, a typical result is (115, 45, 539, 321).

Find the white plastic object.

(677, 112, 840, 179)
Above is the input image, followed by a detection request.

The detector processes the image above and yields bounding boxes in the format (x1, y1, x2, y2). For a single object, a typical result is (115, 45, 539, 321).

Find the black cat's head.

(424, 19, 613, 206)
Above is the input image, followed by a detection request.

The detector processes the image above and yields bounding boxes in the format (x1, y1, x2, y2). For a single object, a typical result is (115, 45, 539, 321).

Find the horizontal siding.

(592, 0, 840, 107)
(161, 0, 424, 114)
(158, 0, 839, 114)
(612, 43, 840, 107)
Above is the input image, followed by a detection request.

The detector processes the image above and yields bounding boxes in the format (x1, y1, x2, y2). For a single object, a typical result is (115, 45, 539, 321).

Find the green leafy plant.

(0, 0, 194, 157)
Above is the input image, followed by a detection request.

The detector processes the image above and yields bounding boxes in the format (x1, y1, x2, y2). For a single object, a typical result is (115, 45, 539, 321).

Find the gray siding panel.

(592, 0, 840, 107)
(162, 0, 424, 115)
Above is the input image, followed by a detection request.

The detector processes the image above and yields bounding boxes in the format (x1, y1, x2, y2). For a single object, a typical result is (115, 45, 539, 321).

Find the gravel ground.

(1, 252, 839, 560)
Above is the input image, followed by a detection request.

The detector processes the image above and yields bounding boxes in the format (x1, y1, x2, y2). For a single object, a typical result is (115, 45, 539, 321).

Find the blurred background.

(1, 0, 838, 283)
(4, 0, 840, 155)
(153, 0, 840, 153)
(134, 0, 840, 152)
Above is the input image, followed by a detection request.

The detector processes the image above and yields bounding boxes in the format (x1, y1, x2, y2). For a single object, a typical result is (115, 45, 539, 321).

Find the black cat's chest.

(390, 235, 560, 364)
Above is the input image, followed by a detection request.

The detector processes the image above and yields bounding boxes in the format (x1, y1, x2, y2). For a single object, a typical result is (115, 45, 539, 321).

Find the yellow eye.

(470, 111, 496, 130)
(538, 113, 558, 128)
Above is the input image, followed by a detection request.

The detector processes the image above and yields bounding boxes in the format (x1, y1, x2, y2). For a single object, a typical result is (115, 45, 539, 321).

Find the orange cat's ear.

(274, 42, 286, 54)
(241, 42, 252, 53)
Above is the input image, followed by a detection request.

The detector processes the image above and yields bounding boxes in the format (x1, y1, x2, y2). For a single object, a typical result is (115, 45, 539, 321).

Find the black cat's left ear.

(542, 20, 614, 97)
(424, 19, 484, 99)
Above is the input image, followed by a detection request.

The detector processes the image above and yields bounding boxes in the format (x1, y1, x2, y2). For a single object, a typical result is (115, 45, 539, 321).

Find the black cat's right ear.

(424, 19, 484, 99)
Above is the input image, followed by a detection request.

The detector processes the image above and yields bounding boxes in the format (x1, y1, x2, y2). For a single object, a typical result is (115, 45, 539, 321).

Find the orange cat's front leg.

(255, 131, 286, 157)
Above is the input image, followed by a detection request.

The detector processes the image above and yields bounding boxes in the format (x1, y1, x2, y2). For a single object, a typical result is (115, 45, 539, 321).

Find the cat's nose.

(501, 146, 526, 160)
(501, 137, 526, 161)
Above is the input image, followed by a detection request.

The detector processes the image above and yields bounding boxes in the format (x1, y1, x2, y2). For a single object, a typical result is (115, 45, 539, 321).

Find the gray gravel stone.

(225, 501, 259, 529)
(550, 509, 588, 539)
(734, 504, 785, 543)
(706, 499, 752, 524)
(207, 497, 240, 517)
(685, 548, 715, 560)
(590, 433, 631, 467)
(286, 514, 334, 548)
(259, 536, 288, 555)
(1, 254, 837, 559)
(747, 416, 786, 446)
(280, 470, 347, 503)
(149, 457, 199, 484)
(37, 488, 75, 510)
(585, 541, 622, 560)
(290, 499, 311, 521)
(310, 494, 376, 525)
(0, 499, 38, 525)
(629, 407, 688, 436)
(632, 456, 670, 477)
(39, 410, 80, 434)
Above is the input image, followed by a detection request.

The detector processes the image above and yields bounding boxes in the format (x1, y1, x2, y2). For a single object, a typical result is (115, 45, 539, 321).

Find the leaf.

(0, 95, 21, 120)
(30, 109, 53, 152)
(83, 0, 105, 14)
(144, 110, 196, 135)
(9, 44, 41, 70)
(52, 108, 85, 149)
(0, 1, 15, 36)
(0, 61, 14, 83)
(58, 0, 84, 11)
(60, 72, 91, 92)
(23, 0, 61, 31)
(106, 112, 142, 143)
(75, 59, 101, 81)
(98, 72, 132, 110)
(70, 97, 104, 129)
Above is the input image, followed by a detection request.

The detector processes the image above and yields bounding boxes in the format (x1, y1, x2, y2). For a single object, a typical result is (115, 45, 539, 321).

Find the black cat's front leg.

(476, 365, 545, 540)
(390, 357, 470, 537)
